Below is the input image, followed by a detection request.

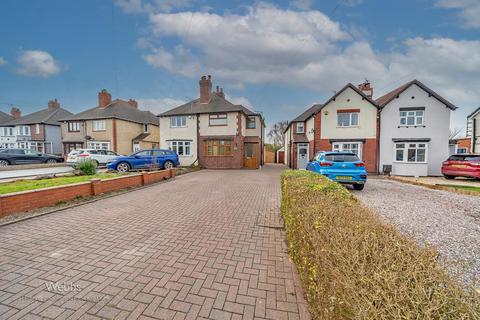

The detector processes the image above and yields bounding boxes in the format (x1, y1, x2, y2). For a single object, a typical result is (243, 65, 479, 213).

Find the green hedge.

(281, 170, 479, 319)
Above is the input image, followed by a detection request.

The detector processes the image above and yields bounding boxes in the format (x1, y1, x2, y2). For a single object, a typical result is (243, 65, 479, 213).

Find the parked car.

(106, 149, 180, 172)
(67, 149, 121, 167)
(306, 151, 367, 190)
(441, 154, 480, 179)
(0, 149, 64, 166)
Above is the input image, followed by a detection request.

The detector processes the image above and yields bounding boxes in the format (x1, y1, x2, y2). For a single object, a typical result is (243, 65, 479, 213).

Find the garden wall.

(0, 169, 176, 218)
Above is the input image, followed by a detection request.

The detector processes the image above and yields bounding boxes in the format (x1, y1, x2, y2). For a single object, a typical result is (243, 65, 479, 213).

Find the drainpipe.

(473, 118, 477, 153)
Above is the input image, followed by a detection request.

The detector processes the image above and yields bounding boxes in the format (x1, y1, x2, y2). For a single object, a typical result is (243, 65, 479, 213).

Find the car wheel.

(45, 158, 57, 164)
(163, 160, 174, 169)
(353, 184, 365, 191)
(0, 159, 9, 167)
(116, 162, 130, 172)
(93, 160, 99, 168)
(444, 175, 455, 180)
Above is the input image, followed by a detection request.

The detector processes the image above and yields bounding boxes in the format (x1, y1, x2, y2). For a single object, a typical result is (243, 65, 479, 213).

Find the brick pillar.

(90, 179, 102, 195)
(169, 168, 176, 178)
(142, 172, 150, 185)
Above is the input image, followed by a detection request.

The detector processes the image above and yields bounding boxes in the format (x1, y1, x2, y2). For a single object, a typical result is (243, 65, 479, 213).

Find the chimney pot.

(358, 80, 373, 99)
(48, 98, 60, 110)
(98, 89, 112, 108)
(199, 75, 212, 103)
(127, 99, 138, 108)
(10, 107, 21, 119)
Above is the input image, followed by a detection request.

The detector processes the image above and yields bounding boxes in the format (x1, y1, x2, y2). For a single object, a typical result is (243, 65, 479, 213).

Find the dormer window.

(296, 122, 305, 133)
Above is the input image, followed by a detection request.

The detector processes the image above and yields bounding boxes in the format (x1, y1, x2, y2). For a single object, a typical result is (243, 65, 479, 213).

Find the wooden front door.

(244, 143, 258, 169)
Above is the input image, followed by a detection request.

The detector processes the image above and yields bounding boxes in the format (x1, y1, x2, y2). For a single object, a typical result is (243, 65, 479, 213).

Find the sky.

(0, 0, 479, 136)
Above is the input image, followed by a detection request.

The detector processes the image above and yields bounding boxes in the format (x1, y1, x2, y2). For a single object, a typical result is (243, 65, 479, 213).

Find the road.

(0, 165, 309, 320)
(353, 178, 480, 282)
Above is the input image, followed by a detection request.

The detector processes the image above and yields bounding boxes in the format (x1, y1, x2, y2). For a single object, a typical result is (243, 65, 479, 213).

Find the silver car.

(67, 149, 121, 167)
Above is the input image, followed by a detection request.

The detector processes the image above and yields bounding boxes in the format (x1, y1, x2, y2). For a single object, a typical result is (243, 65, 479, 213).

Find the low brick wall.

(0, 169, 176, 218)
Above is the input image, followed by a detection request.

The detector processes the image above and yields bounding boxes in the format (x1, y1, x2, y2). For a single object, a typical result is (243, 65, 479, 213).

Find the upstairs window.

(170, 116, 186, 128)
(209, 113, 227, 126)
(35, 124, 40, 134)
(92, 120, 106, 131)
(400, 109, 424, 126)
(143, 123, 149, 132)
(17, 126, 30, 136)
(1, 127, 13, 136)
(68, 122, 81, 132)
(246, 116, 256, 129)
(296, 122, 305, 133)
(337, 112, 359, 127)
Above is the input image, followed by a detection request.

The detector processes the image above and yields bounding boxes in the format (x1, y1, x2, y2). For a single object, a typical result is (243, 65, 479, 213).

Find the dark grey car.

(0, 149, 64, 166)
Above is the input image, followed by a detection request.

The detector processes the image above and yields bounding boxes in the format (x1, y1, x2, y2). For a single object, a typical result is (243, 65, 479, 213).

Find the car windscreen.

(447, 155, 466, 161)
(465, 156, 480, 161)
(324, 154, 360, 162)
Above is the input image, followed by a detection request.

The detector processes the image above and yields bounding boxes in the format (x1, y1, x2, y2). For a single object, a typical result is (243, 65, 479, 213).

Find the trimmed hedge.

(281, 170, 479, 319)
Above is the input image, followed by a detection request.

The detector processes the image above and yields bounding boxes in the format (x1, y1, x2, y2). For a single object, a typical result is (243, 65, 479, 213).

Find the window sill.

(204, 155, 234, 157)
(208, 124, 228, 127)
(170, 126, 187, 128)
(393, 161, 428, 164)
(92, 130, 106, 132)
(178, 154, 193, 157)
(398, 125, 426, 128)
(336, 126, 360, 128)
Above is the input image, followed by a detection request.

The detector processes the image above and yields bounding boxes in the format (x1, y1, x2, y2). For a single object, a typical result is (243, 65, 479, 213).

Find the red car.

(441, 154, 480, 179)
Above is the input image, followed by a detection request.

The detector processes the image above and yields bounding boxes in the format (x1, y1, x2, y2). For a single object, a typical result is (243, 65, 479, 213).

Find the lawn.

(0, 173, 125, 195)
(438, 184, 480, 193)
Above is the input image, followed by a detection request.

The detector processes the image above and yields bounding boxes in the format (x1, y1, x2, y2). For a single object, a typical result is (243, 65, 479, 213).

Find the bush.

(281, 170, 479, 319)
(76, 159, 97, 175)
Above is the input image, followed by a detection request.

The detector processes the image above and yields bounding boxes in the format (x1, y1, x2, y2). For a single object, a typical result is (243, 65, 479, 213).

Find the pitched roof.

(376, 79, 457, 110)
(467, 106, 480, 119)
(292, 104, 323, 122)
(3, 107, 73, 126)
(159, 94, 259, 117)
(0, 111, 13, 124)
(320, 83, 379, 109)
(60, 99, 159, 125)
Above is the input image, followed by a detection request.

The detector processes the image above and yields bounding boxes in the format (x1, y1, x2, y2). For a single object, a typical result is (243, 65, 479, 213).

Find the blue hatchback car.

(306, 151, 367, 190)
(107, 149, 179, 172)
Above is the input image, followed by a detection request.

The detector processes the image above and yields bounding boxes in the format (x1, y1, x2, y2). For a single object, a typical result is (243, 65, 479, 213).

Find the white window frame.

(399, 110, 424, 126)
(68, 122, 81, 132)
(394, 142, 427, 163)
(296, 122, 305, 133)
(209, 114, 227, 126)
(35, 124, 40, 134)
(337, 112, 359, 127)
(87, 141, 110, 150)
(170, 116, 187, 128)
(92, 120, 106, 131)
(456, 147, 468, 154)
(133, 141, 141, 152)
(1, 127, 14, 136)
(332, 142, 363, 159)
(168, 140, 192, 156)
(246, 116, 256, 129)
(18, 126, 31, 136)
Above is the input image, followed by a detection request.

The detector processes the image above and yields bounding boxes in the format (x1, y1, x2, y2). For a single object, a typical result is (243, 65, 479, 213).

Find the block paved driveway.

(0, 165, 309, 320)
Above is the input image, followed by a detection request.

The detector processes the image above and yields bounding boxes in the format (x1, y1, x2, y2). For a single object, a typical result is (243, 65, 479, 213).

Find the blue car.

(306, 151, 367, 190)
(107, 149, 179, 172)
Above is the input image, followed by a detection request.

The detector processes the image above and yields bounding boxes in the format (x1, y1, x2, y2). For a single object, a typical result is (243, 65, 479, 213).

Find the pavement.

(0, 166, 74, 181)
(0, 165, 309, 320)
(390, 175, 480, 188)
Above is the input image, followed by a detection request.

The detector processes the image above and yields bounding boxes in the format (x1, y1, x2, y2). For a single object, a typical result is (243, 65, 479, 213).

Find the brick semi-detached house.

(0, 100, 73, 153)
(60, 89, 159, 155)
(285, 82, 380, 173)
(159, 75, 265, 169)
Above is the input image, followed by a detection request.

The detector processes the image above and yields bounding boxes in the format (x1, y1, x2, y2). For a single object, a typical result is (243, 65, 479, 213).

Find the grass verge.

(0, 173, 124, 195)
(437, 184, 480, 193)
(281, 170, 480, 319)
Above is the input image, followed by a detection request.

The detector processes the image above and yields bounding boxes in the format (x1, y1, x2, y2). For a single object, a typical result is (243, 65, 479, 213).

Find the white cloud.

(225, 94, 254, 109)
(137, 97, 186, 114)
(115, 0, 192, 14)
(136, 3, 480, 128)
(0, 57, 6, 66)
(16, 50, 61, 78)
(290, 0, 313, 10)
(436, 0, 480, 28)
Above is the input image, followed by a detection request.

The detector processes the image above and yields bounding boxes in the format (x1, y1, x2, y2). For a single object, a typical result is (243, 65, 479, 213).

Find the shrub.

(281, 170, 480, 319)
(76, 159, 97, 175)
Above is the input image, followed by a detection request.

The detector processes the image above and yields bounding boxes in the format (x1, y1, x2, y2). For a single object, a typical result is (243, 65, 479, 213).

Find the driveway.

(352, 178, 480, 281)
(0, 165, 309, 320)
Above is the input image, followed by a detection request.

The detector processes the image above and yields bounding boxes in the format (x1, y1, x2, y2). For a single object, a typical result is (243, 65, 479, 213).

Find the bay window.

(168, 141, 191, 156)
(205, 140, 232, 156)
(332, 142, 362, 159)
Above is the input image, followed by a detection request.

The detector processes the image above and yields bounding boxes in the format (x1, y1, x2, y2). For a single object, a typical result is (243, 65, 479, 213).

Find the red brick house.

(159, 75, 265, 169)
(284, 82, 380, 173)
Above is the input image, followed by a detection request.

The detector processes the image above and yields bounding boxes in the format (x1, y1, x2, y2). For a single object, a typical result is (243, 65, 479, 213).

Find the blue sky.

(0, 0, 479, 135)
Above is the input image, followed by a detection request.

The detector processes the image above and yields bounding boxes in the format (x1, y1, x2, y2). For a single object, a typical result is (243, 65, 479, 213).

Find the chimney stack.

(98, 89, 112, 108)
(10, 107, 21, 119)
(48, 99, 60, 110)
(199, 75, 212, 103)
(358, 80, 373, 98)
(127, 99, 138, 108)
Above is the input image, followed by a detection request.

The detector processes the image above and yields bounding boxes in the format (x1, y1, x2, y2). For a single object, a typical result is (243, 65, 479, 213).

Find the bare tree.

(267, 121, 288, 148)
(449, 127, 464, 140)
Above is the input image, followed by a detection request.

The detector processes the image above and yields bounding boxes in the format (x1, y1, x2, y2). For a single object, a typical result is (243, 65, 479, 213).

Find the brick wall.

(198, 135, 244, 168)
(0, 169, 175, 219)
(29, 124, 45, 141)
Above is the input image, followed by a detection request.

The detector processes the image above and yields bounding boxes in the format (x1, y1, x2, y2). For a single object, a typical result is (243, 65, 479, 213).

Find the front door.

(297, 143, 309, 169)
(244, 143, 258, 169)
